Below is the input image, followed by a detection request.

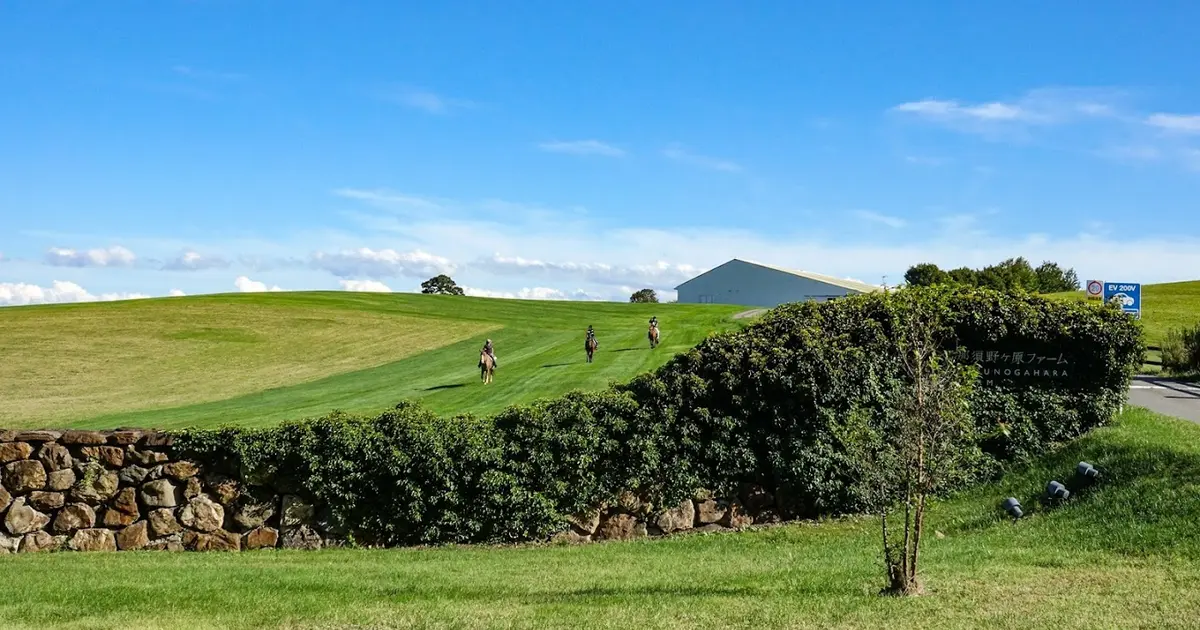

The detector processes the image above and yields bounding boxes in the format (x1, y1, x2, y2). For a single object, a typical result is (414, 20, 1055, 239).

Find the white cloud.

(0, 280, 149, 306)
(45, 246, 136, 268)
(854, 210, 907, 229)
(168, 289, 187, 297)
(892, 99, 1029, 122)
(333, 188, 445, 214)
(537, 140, 626, 157)
(234, 276, 282, 292)
(312, 248, 456, 279)
(1145, 113, 1200, 134)
(889, 88, 1128, 141)
(338, 279, 392, 292)
(462, 285, 605, 301)
(383, 85, 474, 114)
(161, 250, 229, 271)
(472, 254, 703, 290)
(661, 144, 743, 172)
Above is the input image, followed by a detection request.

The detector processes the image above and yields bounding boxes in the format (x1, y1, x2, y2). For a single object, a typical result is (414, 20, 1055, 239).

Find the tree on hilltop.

(421, 274, 465, 296)
(629, 288, 659, 303)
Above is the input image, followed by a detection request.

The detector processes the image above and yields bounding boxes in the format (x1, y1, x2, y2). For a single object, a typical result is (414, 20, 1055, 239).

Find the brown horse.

(479, 351, 494, 384)
(648, 324, 660, 349)
(585, 334, 598, 363)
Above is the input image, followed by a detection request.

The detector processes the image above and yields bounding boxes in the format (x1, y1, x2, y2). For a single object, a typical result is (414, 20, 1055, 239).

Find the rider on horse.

(586, 325, 597, 346)
(481, 338, 497, 368)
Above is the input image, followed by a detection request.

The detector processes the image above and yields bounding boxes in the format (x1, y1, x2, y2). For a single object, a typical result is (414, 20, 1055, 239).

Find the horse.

(585, 334, 598, 363)
(648, 324, 660, 349)
(479, 350, 495, 384)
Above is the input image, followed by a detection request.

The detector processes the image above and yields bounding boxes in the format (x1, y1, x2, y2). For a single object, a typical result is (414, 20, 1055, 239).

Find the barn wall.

(676, 261, 857, 307)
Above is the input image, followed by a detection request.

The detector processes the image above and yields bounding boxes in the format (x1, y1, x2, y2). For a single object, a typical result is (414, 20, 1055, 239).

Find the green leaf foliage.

(171, 286, 1144, 547)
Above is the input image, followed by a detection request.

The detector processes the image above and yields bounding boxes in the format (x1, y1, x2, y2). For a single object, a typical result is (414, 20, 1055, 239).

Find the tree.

(946, 267, 977, 286)
(629, 288, 659, 303)
(420, 274, 465, 296)
(839, 311, 980, 596)
(903, 263, 950, 288)
(1034, 261, 1080, 293)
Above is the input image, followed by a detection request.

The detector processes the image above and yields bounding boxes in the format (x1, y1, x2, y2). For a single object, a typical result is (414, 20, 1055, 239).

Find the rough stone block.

(140, 479, 178, 508)
(0, 532, 18, 554)
(108, 430, 145, 446)
(180, 495, 224, 532)
(281, 496, 314, 527)
(0, 430, 16, 443)
(141, 433, 174, 447)
(80, 446, 125, 468)
(37, 443, 73, 472)
(61, 431, 108, 446)
(0, 442, 33, 463)
(148, 508, 182, 538)
(18, 530, 56, 553)
(15, 431, 61, 443)
(3, 460, 47, 493)
(70, 465, 120, 504)
(28, 491, 65, 512)
(101, 507, 139, 528)
(118, 465, 150, 486)
(550, 529, 591, 544)
(695, 499, 726, 525)
(47, 468, 76, 491)
(53, 503, 96, 534)
(183, 529, 241, 552)
(0, 485, 10, 513)
(232, 497, 276, 532)
(184, 476, 202, 500)
(163, 461, 199, 480)
(281, 525, 322, 550)
(595, 513, 646, 541)
(5, 498, 51, 535)
(70, 528, 117, 552)
(116, 521, 150, 551)
(719, 500, 753, 530)
(739, 483, 775, 513)
(653, 499, 696, 534)
(243, 526, 279, 550)
(205, 473, 241, 505)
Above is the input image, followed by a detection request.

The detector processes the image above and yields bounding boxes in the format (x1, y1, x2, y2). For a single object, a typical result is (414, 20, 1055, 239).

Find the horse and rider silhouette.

(475, 317, 662, 381)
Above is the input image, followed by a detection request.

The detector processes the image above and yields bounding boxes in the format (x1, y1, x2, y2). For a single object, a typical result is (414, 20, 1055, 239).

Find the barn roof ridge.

(675, 258, 882, 294)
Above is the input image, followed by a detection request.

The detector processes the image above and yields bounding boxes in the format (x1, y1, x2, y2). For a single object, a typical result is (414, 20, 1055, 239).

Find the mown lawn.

(2, 407, 1197, 629)
(0, 292, 746, 429)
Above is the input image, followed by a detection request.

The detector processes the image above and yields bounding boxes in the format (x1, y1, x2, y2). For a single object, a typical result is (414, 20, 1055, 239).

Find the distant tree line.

(902, 257, 1080, 294)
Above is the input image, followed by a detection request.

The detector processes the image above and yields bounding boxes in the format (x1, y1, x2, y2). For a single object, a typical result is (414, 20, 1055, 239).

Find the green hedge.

(173, 286, 1144, 546)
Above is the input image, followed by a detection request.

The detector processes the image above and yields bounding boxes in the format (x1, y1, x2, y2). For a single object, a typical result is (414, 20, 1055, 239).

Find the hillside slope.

(0, 292, 747, 429)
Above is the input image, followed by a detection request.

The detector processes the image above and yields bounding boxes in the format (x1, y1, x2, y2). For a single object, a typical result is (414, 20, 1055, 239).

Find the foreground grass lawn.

(2, 408, 1197, 629)
(0, 292, 745, 429)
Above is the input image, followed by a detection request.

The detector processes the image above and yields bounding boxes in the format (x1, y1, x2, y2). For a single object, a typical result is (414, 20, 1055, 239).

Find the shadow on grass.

(424, 383, 466, 391)
(376, 583, 776, 603)
(541, 362, 576, 368)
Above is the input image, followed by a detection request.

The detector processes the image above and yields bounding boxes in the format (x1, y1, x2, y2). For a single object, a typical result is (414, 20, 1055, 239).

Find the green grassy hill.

(2, 407, 1196, 629)
(1049, 279, 1200, 345)
(0, 292, 747, 430)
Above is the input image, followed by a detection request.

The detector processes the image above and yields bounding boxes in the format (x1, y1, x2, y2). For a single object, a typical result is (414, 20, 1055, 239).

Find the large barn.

(674, 259, 882, 307)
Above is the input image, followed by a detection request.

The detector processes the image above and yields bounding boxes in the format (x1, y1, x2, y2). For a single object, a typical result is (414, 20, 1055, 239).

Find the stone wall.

(0, 429, 323, 554)
(2, 429, 778, 554)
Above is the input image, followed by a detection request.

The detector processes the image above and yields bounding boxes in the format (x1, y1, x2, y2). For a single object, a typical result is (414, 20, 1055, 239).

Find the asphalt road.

(1129, 376, 1200, 424)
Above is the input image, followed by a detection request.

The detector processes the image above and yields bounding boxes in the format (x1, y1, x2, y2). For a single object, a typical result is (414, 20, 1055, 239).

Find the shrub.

(1161, 325, 1200, 374)
(171, 285, 1143, 547)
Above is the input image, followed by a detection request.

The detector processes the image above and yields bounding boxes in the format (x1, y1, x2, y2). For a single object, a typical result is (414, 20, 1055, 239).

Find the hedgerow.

(171, 285, 1144, 547)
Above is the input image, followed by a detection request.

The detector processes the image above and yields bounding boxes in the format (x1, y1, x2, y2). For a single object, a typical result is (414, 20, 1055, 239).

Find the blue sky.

(3, 1, 1200, 304)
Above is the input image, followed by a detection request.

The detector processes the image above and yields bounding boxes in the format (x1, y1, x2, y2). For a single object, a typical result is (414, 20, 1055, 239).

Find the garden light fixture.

(1001, 497, 1023, 519)
(1045, 480, 1070, 500)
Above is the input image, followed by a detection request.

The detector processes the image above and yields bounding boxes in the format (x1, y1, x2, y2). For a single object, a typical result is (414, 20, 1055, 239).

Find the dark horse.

(585, 334, 598, 363)
(479, 350, 494, 384)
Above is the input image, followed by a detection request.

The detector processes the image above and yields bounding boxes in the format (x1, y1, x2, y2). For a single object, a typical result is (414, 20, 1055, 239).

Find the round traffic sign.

(1086, 280, 1103, 297)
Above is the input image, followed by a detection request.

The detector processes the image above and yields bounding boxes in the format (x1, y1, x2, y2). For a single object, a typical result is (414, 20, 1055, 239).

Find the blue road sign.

(1102, 282, 1141, 319)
